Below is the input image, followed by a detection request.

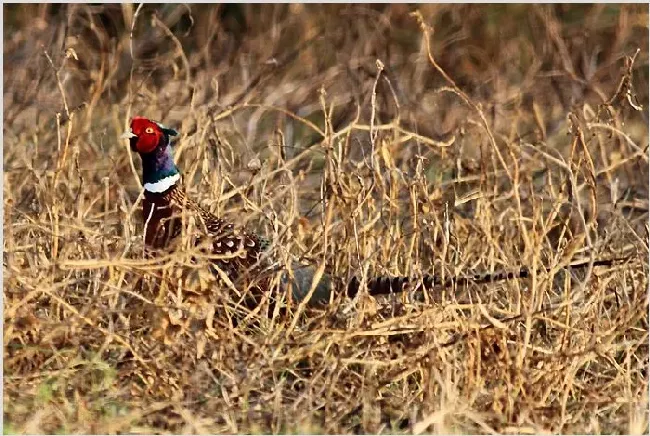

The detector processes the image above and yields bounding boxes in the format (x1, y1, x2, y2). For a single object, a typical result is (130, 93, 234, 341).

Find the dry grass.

(3, 4, 649, 434)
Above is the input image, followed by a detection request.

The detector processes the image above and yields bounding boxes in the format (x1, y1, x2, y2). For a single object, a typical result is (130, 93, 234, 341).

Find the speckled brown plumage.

(142, 183, 269, 285)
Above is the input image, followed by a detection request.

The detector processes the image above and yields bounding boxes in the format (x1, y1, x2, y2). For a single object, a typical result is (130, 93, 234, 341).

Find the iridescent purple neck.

(140, 141, 179, 185)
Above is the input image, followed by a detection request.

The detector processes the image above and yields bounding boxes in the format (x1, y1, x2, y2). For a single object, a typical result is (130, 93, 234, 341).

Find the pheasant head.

(123, 117, 180, 193)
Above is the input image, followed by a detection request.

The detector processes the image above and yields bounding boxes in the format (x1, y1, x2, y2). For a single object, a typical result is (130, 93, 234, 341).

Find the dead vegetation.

(3, 4, 649, 434)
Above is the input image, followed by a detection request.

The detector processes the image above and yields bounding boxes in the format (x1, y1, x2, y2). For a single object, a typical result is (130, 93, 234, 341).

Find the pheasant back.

(142, 183, 270, 286)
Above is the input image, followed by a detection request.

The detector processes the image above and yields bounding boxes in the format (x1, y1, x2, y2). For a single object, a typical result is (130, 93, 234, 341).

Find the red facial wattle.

(130, 117, 163, 154)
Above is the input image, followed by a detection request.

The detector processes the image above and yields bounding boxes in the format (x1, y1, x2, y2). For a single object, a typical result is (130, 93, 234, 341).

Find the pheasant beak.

(121, 130, 137, 140)
(121, 130, 139, 152)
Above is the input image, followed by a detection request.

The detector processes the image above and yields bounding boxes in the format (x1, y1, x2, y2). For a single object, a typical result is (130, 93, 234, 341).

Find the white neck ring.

(144, 173, 180, 193)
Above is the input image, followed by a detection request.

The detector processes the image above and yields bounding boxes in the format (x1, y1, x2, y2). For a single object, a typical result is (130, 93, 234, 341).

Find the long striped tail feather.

(347, 255, 632, 299)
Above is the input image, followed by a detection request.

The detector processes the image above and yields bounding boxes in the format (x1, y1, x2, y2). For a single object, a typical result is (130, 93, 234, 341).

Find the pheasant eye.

(145, 127, 154, 134)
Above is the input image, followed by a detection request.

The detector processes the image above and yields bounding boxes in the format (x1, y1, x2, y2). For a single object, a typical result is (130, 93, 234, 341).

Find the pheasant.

(123, 117, 629, 306)
(123, 116, 336, 307)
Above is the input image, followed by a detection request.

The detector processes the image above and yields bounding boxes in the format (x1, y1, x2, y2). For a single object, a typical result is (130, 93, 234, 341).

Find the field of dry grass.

(3, 4, 649, 434)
